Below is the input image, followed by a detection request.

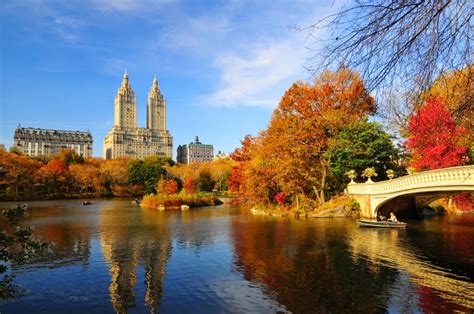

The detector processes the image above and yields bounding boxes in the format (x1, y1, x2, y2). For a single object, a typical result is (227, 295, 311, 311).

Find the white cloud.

(89, 0, 167, 13)
(207, 39, 307, 108)
(154, 14, 233, 54)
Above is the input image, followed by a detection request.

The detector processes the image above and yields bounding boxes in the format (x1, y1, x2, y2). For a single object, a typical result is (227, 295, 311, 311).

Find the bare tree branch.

(299, 0, 472, 130)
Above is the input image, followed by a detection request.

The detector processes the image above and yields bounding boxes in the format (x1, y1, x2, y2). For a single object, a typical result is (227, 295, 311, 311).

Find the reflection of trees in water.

(404, 217, 474, 279)
(101, 206, 172, 313)
(230, 218, 398, 313)
(16, 206, 93, 268)
(349, 226, 474, 311)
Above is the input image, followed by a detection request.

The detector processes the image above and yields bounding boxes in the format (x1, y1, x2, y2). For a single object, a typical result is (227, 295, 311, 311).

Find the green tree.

(128, 156, 173, 195)
(197, 169, 214, 192)
(58, 148, 84, 166)
(327, 120, 404, 192)
(0, 204, 52, 300)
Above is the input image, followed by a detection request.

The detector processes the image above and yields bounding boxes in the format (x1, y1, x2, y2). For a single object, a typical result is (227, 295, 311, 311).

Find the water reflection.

(100, 203, 172, 313)
(350, 222, 474, 311)
(230, 216, 474, 313)
(1, 200, 473, 313)
(17, 201, 94, 268)
(230, 218, 400, 313)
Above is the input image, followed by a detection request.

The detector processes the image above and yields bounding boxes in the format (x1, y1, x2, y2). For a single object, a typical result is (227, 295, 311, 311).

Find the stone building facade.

(13, 126, 93, 157)
(177, 136, 214, 164)
(103, 72, 173, 159)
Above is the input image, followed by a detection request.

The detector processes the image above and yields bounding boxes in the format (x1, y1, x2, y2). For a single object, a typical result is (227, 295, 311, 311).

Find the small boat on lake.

(83, 200, 93, 205)
(357, 220, 407, 228)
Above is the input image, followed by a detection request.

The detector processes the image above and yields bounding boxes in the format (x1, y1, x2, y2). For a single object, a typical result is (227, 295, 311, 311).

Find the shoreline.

(250, 205, 355, 218)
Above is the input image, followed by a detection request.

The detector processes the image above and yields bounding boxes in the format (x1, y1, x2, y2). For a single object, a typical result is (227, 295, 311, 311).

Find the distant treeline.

(0, 148, 236, 201)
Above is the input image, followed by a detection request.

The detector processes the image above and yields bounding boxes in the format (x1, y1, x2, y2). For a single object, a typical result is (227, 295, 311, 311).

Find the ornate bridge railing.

(347, 165, 474, 196)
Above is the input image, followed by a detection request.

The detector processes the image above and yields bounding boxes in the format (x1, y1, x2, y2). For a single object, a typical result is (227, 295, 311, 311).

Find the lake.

(1, 199, 473, 313)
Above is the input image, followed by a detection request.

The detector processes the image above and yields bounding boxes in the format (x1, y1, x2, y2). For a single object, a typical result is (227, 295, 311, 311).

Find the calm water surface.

(1, 199, 473, 313)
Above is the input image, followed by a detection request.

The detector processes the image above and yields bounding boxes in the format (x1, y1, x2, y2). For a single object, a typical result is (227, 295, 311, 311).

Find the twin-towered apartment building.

(13, 72, 215, 163)
(103, 71, 173, 159)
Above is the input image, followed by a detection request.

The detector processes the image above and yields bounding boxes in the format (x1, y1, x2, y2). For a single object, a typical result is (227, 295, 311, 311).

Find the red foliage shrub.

(165, 180, 179, 195)
(452, 193, 474, 212)
(405, 98, 469, 171)
(183, 177, 196, 194)
(275, 192, 286, 205)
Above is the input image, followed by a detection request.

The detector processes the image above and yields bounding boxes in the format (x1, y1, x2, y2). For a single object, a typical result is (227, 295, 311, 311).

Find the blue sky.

(0, 0, 343, 158)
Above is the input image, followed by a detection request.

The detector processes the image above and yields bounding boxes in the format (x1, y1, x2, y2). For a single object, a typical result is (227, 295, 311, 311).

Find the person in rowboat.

(387, 212, 399, 223)
(376, 211, 386, 222)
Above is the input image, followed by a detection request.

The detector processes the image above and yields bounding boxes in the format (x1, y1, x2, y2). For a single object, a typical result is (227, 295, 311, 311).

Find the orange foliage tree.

(36, 159, 69, 195)
(229, 68, 376, 205)
(183, 177, 196, 194)
(69, 160, 103, 194)
(100, 158, 130, 196)
(264, 68, 376, 203)
(0, 150, 43, 199)
(165, 179, 179, 195)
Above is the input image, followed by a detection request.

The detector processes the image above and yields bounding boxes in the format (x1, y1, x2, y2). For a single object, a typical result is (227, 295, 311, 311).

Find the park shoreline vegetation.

(0, 148, 236, 203)
(226, 67, 473, 215)
(140, 192, 222, 210)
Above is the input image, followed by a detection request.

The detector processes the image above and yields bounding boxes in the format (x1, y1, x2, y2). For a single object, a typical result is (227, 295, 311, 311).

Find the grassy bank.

(250, 194, 360, 218)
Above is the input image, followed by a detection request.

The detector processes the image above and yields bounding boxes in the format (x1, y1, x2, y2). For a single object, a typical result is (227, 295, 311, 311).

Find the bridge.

(347, 165, 474, 218)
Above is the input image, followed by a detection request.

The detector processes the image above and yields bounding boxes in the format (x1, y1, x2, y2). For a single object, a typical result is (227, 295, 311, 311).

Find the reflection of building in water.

(143, 240, 170, 310)
(101, 240, 138, 312)
(349, 229, 474, 310)
(100, 207, 172, 313)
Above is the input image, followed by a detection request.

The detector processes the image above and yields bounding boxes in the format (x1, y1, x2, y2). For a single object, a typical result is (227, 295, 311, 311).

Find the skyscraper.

(103, 72, 173, 159)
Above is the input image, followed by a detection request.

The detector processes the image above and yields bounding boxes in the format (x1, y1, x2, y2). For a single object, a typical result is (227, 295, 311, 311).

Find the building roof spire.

(121, 70, 129, 87)
(151, 75, 159, 93)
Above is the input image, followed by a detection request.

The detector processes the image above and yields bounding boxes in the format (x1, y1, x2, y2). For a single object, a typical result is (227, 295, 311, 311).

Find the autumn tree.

(165, 179, 179, 195)
(58, 148, 84, 166)
(69, 160, 102, 194)
(183, 177, 196, 194)
(263, 68, 376, 203)
(209, 158, 235, 191)
(405, 98, 469, 171)
(421, 66, 473, 157)
(101, 158, 130, 196)
(228, 135, 255, 196)
(240, 136, 279, 204)
(228, 135, 279, 204)
(36, 159, 69, 195)
(0, 151, 42, 200)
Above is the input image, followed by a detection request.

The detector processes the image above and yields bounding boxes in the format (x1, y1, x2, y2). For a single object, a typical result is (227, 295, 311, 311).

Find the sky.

(0, 0, 344, 158)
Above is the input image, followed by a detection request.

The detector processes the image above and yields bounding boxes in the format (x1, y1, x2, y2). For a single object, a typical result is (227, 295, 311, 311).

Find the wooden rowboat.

(357, 220, 407, 228)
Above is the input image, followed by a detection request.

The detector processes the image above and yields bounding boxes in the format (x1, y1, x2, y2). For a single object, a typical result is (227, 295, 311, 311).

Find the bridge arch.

(375, 190, 466, 218)
(347, 166, 474, 219)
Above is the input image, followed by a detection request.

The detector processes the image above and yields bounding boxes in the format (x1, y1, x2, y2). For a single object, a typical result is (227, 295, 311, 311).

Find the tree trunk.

(313, 186, 322, 204)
